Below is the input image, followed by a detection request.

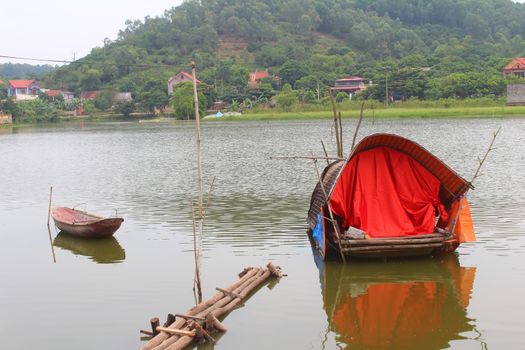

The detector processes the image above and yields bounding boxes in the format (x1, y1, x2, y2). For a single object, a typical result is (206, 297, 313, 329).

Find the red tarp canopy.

(329, 146, 448, 238)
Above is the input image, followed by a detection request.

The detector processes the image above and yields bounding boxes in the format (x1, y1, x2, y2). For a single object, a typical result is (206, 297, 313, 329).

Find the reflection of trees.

(314, 254, 478, 350)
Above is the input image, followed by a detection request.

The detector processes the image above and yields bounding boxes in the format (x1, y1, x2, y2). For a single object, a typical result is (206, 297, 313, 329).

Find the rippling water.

(0, 118, 524, 349)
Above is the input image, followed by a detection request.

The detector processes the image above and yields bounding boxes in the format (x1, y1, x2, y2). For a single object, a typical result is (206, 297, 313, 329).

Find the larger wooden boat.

(307, 133, 476, 260)
(52, 207, 124, 238)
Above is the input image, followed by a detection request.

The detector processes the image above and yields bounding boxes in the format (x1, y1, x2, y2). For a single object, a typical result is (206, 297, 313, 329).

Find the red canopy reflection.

(316, 255, 476, 349)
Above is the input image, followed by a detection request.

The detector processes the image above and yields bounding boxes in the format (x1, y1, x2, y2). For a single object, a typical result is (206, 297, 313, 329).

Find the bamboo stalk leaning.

(191, 62, 204, 302)
(351, 103, 365, 150)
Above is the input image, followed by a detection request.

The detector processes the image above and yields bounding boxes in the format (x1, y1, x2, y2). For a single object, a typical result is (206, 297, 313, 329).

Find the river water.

(0, 118, 524, 349)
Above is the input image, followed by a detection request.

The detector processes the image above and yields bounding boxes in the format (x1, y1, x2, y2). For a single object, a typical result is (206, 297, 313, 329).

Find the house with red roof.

(80, 91, 101, 100)
(46, 89, 74, 101)
(331, 76, 368, 99)
(503, 57, 525, 78)
(167, 71, 200, 95)
(7, 80, 41, 100)
(248, 70, 270, 87)
(505, 58, 525, 106)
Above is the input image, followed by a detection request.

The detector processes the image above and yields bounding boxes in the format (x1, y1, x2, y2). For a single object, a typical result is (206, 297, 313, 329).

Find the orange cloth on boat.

(329, 147, 447, 237)
(439, 197, 476, 243)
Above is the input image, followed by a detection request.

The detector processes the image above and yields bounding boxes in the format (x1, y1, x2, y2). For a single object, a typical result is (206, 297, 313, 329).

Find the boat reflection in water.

(53, 232, 126, 264)
(314, 253, 478, 349)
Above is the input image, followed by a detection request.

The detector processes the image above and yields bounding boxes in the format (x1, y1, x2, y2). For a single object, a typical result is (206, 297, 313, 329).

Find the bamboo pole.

(156, 327, 196, 337)
(320, 140, 330, 165)
(469, 127, 501, 186)
(328, 89, 342, 157)
(191, 62, 203, 302)
(338, 111, 343, 156)
(351, 103, 365, 150)
(47, 186, 53, 226)
(46, 224, 57, 263)
(270, 155, 344, 161)
(46, 186, 56, 263)
(189, 200, 201, 299)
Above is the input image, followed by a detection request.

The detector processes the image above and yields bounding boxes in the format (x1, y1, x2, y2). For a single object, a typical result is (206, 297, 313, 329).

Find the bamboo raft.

(140, 262, 284, 350)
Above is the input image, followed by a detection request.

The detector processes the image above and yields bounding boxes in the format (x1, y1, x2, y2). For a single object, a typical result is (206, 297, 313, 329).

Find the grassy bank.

(207, 105, 525, 121)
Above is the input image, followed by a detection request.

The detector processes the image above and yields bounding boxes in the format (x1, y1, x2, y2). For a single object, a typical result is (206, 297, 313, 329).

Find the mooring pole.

(191, 62, 203, 301)
(47, 186, 53, 226)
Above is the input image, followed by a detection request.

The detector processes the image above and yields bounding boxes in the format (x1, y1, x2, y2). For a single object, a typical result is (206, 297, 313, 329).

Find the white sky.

(0, 0, 183, 65)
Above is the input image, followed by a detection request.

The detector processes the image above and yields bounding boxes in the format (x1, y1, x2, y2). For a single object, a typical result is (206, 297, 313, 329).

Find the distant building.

(167, 72, 200, 95)
(331, 76, 368, 99)
(507, 84, 525, 106)
(207, 100, 228, 114)
(503, 57, 525, 78)
(7, 80, 41, 100)
(81, 91, 101, 101)
(113, 92, 133, 103)
(45, 89, 74, 101)
(248, 71, 270, 87)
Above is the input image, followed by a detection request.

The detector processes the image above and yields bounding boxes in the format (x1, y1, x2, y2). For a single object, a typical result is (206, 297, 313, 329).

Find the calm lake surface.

(1, 118, 524, 349)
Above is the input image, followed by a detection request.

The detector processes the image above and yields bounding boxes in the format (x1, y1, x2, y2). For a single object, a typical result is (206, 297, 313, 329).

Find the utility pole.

(385, 71, 389, 107)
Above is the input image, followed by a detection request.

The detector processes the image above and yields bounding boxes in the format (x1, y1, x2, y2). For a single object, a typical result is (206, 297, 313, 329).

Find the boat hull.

(310, 230, 453, 260)
(52, 207, 124, 238)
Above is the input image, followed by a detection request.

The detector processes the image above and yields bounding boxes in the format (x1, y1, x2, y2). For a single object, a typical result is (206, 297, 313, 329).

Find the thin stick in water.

(338, 112, 343, 157)
(189, 199, 202, 301)
(328, 89, 342, 157)
(469, 127, 501, 186)
(47, 224, 56, 263)
(320, 140, 330, 165)
(47, 186, 53, 226)
(351, 103, 365, 150)
(270, 155, 344, 161)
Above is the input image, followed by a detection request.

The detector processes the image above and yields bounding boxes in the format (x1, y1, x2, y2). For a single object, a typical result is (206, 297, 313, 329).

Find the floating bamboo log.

(140, 263, 283, 350)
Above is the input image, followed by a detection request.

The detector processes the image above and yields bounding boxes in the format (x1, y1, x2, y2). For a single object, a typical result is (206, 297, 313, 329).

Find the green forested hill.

(42, 0, 525, 110)
(0, 63, 56, 79)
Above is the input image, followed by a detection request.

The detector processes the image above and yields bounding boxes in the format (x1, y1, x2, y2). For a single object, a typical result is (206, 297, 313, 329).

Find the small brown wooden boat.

(52, 207, 124, 238)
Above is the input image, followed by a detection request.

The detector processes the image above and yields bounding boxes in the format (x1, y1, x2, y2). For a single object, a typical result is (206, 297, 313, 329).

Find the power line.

(0, 54, 178, 69)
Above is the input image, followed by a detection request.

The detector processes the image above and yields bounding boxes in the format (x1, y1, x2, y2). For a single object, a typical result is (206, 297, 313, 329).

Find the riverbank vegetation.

(3, 0, 525, 121)
(39, 1, 524, 106)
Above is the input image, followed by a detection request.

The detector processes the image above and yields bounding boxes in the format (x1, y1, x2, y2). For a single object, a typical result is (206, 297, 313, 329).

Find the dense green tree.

(94, 91, 115, 111)
(274, 83, 298, 109)
(170, 82, 206, 119)
(9, 98, 58, 122)
(114, 101, 136, 117)
(279, 60, 309, 87)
